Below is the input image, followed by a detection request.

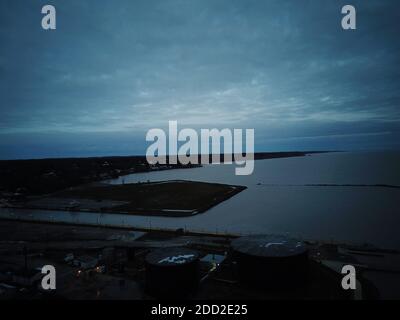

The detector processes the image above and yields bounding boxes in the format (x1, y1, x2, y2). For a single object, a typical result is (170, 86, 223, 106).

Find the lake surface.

(1, 152, 400, 249)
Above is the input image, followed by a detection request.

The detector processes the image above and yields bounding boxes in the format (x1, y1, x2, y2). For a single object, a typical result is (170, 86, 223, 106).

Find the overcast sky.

(0, 0, 399, 159)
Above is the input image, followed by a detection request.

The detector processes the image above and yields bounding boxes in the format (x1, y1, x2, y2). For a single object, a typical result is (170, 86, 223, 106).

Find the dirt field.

(23, 180, 246, 217)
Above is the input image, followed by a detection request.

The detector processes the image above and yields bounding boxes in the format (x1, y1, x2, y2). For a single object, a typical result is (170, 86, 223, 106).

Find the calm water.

(1, 152, 400, 249)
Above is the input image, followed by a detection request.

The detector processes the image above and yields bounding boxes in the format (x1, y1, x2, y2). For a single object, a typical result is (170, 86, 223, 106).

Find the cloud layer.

(0, 0, 399, 158)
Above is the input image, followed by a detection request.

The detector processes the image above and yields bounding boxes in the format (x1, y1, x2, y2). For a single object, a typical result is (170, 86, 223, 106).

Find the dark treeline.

(0, 156, 186, 196)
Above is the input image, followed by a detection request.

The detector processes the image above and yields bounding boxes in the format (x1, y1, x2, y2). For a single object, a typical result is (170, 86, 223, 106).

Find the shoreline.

(0, 151, 322, 197)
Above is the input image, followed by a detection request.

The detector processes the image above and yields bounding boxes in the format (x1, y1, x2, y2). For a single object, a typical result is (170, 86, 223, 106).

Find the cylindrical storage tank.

(145, 248, 200, 298)
(231, 235, 309, 289)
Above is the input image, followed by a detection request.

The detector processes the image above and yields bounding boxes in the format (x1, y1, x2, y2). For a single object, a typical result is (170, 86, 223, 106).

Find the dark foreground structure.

(1, 220, 397, 300)
(231, 235, 309, 289)
(145, 248, 200, 298)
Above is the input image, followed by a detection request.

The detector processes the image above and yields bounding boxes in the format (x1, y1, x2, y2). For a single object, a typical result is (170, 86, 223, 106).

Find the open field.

(23, 180, 247, 217)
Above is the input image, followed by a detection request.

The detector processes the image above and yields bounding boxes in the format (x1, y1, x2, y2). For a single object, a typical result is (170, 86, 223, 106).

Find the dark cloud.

(0, 0, 399, 158)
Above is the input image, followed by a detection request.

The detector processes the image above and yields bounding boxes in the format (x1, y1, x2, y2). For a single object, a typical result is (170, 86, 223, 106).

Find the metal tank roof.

(231, 234, 307, 258)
